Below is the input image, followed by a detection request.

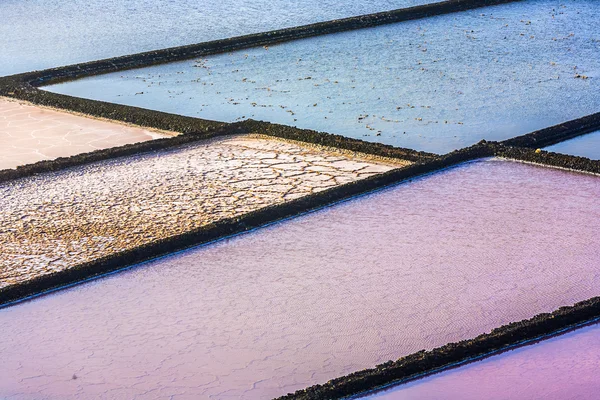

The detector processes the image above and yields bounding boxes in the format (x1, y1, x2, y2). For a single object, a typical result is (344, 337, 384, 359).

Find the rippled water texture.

(364, 323, 600, 400)
(0, 0, 433, 77)
(48, 0, 600, 153)
(1, 159, 599, 399)
(545, 130, 600, 160)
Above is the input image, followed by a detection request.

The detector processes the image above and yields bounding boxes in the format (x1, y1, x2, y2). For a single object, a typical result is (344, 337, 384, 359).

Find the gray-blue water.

(545, 130, 600, 160)
(0, 0, 433, 77)
(47, 0, 600, 154)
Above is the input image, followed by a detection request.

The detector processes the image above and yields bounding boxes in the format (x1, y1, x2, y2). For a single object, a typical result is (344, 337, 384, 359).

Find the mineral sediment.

(0, 134, 404, 288)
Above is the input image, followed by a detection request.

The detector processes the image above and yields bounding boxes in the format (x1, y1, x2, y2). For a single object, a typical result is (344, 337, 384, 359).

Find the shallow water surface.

(545, 130, 600, 160)
(48, 0, 600, 153)
(364, 323, 600, 400)
(0, 0, 433, 77)
(1, 159, 599, 399)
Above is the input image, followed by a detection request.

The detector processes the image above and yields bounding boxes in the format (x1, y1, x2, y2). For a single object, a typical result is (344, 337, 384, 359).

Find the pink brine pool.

(364, 322, 600, 400)
(1, 159, 599, 399)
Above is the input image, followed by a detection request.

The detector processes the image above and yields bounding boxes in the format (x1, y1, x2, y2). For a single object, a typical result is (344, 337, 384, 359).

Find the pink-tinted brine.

(1, 159, 599, 399)
(364, 323, 600, 400)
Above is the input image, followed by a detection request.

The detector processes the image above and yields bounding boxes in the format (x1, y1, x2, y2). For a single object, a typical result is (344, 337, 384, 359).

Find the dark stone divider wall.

(242, 120, 436, 163)
(0, 143, 492, 307)
(502, 112, 600, 149)
(0, 118, 433, 185)
(0, 88, 225, 134)
(496, 146, 600, 175)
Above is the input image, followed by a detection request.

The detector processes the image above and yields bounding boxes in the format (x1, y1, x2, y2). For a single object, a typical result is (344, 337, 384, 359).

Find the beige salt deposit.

(0, 97, 172, 169)
(0, 134, 403, 288)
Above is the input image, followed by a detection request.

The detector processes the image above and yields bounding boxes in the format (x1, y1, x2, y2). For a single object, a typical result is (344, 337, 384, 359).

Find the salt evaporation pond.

(0, 0, 433, 77)
(0, 98, 171, 170)
(545, 130, 600, 160)
(47, 0, 600, 154)
(1, 159, 599, 399)
(364, 322, 600, 400)
(0, 134, 398, 288)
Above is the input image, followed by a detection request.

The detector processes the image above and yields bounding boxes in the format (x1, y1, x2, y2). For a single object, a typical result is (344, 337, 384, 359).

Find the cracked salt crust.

(0, 97, 174, 170)
(0, 134, 404, 288)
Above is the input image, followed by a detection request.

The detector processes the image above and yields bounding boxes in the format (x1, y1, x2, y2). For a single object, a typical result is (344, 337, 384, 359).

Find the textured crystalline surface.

(47, 0, 600, 153)
(1, 159, 599, 399)
(0, 134, 398, 287)
(363, 323, 600, 400)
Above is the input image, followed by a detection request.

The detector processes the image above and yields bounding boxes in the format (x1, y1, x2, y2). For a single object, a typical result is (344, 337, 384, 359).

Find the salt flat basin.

(0, 134, 399, 288)
(1, 159, 599, 399)
(0, 0, 433, 77)
(47, 0, 600, 154)
(0, 97, 172, 170)
(545, 130, 600, 160)
(363, 322, 600, 400)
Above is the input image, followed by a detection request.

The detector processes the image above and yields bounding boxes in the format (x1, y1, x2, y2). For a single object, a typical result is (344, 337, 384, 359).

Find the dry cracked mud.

(0, 134, 405, 288)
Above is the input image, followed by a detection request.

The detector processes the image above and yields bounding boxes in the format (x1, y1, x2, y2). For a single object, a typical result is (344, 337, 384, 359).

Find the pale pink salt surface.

(0, 97, 171, 169)
(0, 159, 599, 400)
(365, 323, 600, 400)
